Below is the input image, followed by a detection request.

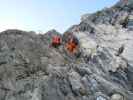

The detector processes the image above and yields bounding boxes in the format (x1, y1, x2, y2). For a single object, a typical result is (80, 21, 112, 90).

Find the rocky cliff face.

(0, 0, 133, 100)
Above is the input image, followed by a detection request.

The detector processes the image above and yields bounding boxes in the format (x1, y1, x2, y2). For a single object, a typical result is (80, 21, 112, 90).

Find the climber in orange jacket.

(65, 37, 78, 54)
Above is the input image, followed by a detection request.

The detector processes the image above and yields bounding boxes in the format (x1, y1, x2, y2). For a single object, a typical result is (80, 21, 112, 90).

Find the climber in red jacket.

(51, 35, 61, 48)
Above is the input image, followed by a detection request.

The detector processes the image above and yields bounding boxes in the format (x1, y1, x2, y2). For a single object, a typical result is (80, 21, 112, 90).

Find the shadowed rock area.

(0, 0, 133, 100)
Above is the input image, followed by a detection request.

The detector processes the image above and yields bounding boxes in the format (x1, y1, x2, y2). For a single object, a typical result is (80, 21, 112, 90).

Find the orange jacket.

(66, 41, 77, 54)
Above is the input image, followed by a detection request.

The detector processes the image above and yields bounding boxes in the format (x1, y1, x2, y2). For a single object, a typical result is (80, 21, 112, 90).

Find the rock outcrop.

(0, 0, 133, 100)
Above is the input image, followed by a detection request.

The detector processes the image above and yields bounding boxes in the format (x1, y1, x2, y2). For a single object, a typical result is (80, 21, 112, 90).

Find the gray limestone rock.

(0, 0, 133, 100)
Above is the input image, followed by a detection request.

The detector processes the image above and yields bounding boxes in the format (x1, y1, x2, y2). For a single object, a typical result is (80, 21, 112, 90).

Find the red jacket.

(52, 36, 61, 44)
